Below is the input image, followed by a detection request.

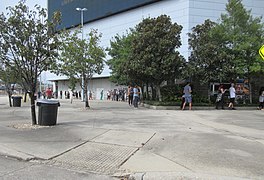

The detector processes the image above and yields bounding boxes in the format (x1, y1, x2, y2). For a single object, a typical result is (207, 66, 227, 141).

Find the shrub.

(161, 84, 182, 102)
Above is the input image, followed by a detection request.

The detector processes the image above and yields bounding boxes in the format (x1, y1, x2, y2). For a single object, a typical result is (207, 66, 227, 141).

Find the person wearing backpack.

(215, 84, 226, 110)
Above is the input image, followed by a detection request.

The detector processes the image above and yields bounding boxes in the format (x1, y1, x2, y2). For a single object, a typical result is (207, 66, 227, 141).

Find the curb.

(142, 104, 259, 110)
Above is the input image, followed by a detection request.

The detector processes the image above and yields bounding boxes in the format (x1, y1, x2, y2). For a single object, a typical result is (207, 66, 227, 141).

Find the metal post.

(39, 74, 41, 92)
(76, 8, 87, 102)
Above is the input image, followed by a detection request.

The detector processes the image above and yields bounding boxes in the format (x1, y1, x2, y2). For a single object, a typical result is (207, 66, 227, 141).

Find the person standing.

(76, 91, 79, 99)
(133, 85, 139, 108)
(216, 85, 226, 110)
(182, 82, 192, 110)
(180, 94, 185, 110)
(128, 85, 134, 106)
(138, 86, 142, 105)
(228, 83, 236, 110)
(258, 87, 264, 110)
(89, 91, 93, 100)
(100, 90, 104, 100)
(37, 91, 41, 99)
(43, 90, 46, 99)
(107, 90, 111, 100)
(60, 90, 63, 99)
(79, 91, 81, 100)
(112, 89, 116, 101)
(46, 88, 52, 99)
(67, 91, 70, 99)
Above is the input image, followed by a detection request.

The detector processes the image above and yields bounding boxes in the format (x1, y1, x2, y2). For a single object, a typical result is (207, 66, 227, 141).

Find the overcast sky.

(1, 0, 47, 14)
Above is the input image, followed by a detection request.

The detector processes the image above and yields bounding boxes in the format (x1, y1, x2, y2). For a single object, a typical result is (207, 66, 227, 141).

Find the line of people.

(215, 83, 236, 110)
(181, 82, 261, 110)
(58, 90, 81, 100)
(215, 83, 264, 110)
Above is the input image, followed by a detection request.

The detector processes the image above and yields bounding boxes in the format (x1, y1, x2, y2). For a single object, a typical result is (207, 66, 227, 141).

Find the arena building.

(48, 0, 264, 99)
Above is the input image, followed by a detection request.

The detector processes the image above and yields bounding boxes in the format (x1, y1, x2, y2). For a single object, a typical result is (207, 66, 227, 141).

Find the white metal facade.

(53, 0, 264, 98)
(80, 0, 264, 75)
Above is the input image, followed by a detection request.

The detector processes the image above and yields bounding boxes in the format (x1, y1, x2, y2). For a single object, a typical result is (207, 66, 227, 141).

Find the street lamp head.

(76, 7, 87, 11)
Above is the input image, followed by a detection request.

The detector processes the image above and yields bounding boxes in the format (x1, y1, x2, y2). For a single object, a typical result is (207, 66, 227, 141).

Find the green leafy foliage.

(160, 84, 182, 102)
(188, 0, 264, 85)
(188, 19, 226, 84)
(0, 64, 17, 107)
(107, 31, 136, 85)
(0, 0, 61, 124)
(131, 15, 185, 101)
(56, 29, 106, 107)
(217, 0, 264, 79)
(107, 15, 185, 101)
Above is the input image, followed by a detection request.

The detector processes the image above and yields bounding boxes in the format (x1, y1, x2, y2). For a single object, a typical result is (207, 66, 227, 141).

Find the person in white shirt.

(228, 83, 236, 110)
(258, 87, 264, 110)
(133, 85, 139, 108)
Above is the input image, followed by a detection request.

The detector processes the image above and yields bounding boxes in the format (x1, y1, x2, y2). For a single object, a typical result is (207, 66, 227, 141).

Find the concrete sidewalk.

(0, 96, 263, 179)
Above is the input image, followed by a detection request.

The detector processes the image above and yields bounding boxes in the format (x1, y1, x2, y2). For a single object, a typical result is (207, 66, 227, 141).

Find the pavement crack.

(142, 132, 156, 147)
(47, 140, 90, 160)
(118, 147, 140, 168)
(152, 152, 194, 173)
(89, 129, 111, 141)
(46, 129, 111, 160)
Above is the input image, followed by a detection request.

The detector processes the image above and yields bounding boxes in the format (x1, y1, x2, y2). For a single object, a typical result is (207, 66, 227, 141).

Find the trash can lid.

(12, 96, 22, 99)
(37, 99, 60, 105)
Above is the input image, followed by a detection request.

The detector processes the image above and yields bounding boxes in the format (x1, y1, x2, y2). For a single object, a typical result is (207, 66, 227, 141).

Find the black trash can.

(37, 99, 60, 126)
(12, 96, 22, 107)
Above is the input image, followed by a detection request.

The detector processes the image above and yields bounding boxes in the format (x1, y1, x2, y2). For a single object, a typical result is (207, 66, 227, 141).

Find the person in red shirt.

(46, 88, 52, 99)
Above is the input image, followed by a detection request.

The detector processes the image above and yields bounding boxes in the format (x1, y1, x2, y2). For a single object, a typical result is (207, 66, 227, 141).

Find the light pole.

(76, 7, 87, 101)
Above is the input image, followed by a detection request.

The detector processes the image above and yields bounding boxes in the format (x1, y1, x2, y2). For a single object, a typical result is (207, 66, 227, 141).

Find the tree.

(107, 15, 185, 101)
(0, 63, 17, 107)
(0, 1, 61, 125)
(130, 15, 185, 101)
(216, 0, 264, 80)
(188, 19, 233, 84)
(188, 0, 264, 88)
(107, 31, 136, 85)
(68, 76, 78, 104)
(56, 29, 105, 108)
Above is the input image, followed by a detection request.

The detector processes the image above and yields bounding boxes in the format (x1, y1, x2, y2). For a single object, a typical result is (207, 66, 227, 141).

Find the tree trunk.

(139, 83, 144, 104)
(151, 85, 155, 100)
(246, 74, 252, 104)
(70, 91, 73, 104)
(24, 92, 27, 102)
(84, 79, 90, 108)
(146, 83, 149, 100)
(8, 92, 12, 107)
(30, 93, 37, 125)
(155, 84, 162, 102)
(249, 82, 252, 104)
